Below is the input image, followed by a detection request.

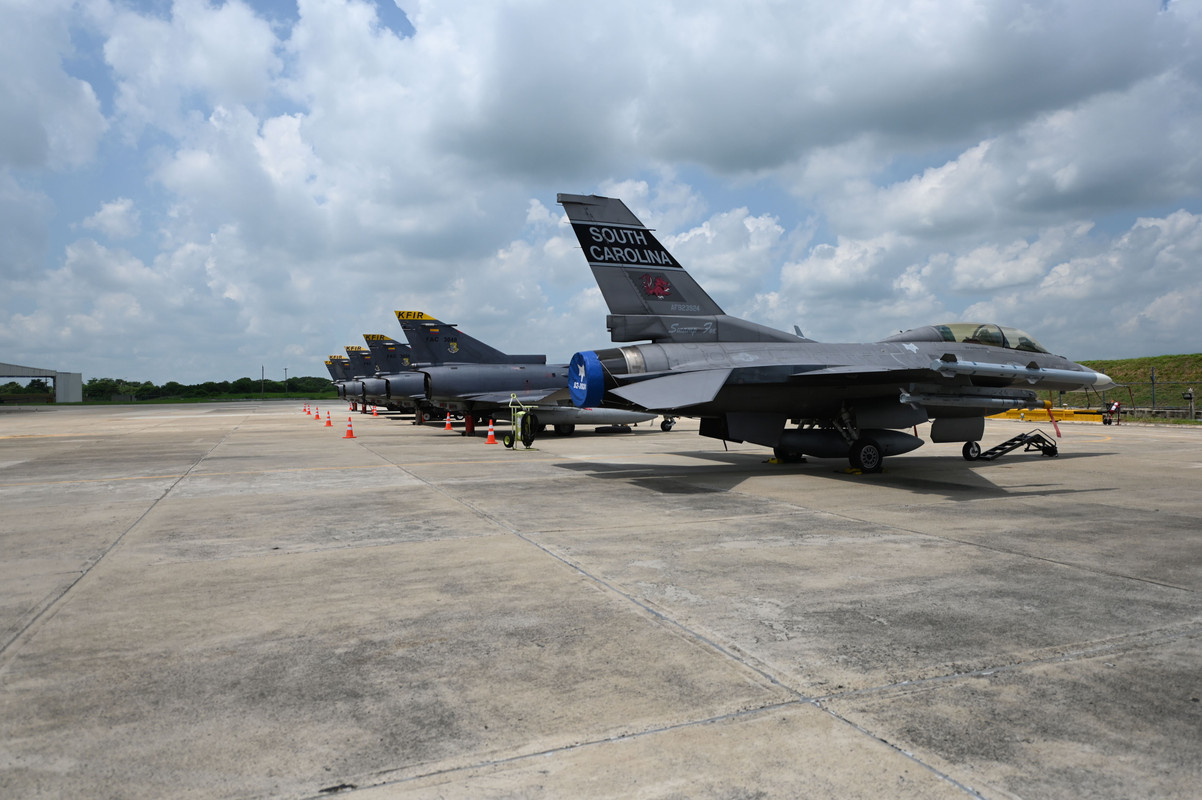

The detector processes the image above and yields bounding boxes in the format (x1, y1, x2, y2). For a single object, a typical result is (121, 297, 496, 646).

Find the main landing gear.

(771, 434, 889, 473)
(849, 438, 883, 473)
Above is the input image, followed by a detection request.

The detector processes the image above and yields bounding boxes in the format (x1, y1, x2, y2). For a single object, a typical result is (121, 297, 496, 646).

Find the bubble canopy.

(881, 323, 1050, 354)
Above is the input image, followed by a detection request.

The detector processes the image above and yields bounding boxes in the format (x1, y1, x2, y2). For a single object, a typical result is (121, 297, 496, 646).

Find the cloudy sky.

(3, 0, 1201, 384)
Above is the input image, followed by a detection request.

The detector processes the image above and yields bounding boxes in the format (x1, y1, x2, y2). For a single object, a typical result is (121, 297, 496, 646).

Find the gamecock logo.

(641, 274, 672, 298)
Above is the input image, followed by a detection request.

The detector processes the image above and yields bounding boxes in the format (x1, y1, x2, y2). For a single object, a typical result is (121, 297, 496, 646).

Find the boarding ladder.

(972, 429, 1059, 461)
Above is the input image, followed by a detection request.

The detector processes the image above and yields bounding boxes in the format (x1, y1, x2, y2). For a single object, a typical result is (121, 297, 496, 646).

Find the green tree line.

(2, 376, 335, 401)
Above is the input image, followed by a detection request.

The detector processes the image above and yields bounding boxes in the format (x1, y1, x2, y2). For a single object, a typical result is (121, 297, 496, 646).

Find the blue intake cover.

(569, 351, 604, 408)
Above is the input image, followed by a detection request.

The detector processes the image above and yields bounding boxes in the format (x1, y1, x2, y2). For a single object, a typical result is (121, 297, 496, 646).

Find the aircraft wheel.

(660, 419, 675, 432)
(772, 446, 803, 463)
(502, 432, 515, 449)
(554, 424, 575, 436)
(849, 438, 883, 473)
(962, 441, 981, 461)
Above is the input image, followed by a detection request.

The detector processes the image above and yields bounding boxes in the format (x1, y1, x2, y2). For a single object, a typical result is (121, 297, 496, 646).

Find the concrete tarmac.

(1, 402, 1199, 799)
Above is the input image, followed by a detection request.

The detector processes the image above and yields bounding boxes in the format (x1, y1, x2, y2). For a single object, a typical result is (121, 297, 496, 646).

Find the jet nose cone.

(1092, 370, 1117, 391)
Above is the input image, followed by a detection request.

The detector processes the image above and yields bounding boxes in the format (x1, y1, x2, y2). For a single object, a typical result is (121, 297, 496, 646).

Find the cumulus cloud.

(3, 0, 1202, 381)
(0, 0, 107, 170)
(102, 0, 283, 139)
(82, 197, 141, 239)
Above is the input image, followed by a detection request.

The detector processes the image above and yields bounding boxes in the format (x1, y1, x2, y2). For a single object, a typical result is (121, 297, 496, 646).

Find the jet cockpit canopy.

(882, 323, 1049, 354)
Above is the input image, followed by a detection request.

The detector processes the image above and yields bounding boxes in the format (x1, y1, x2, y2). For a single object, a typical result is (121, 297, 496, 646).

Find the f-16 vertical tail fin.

(395, 311, 547, 365)
(558, 193, 802, 344)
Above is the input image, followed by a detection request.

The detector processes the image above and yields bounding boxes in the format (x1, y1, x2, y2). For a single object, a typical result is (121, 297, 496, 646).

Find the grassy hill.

(1072, 353, 1201, 409)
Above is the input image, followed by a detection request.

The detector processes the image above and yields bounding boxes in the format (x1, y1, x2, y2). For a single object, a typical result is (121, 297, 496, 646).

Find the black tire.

(553, 424, 575, 436)
(1043, 445, 1059, 457)
(660, 419, 675, 432)
(850, 438, 883, 473)
(502, 433, 515, 449)
(962, 441, 981, 461)
(772, 446, 803, 463)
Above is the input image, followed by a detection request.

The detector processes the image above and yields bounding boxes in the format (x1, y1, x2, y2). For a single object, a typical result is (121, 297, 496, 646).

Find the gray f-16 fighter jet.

(395, 310, 659, 439)
(559, 192, 1114, 472)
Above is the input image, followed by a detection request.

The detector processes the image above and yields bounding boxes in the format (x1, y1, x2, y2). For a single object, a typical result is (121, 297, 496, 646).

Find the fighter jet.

(356, 334, 420, 412)
(324, 355, 355, 399)
(344, 345, 375, 380)
(559, 193, 1115, 472)
(395, 311, 660, 442)
(363, 334, 412, 373)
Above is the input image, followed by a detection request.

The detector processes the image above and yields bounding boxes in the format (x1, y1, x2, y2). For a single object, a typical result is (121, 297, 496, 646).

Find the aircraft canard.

(559, 192, 1114, 472)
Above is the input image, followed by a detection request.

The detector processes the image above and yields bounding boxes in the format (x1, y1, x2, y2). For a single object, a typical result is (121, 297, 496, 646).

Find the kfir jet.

(330, 345, 376, 407)
(363, 334, 412, 373)
(395, 311, 660, 441)
(324, 355, 354, 398)
(559, 193, 1114, 472)
(344, 345, 375, 379)
(356, 334, 420, 412)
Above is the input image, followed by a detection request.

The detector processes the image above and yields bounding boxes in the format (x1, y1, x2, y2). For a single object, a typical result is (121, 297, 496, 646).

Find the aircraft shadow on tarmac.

(555, 449, 1116, 503)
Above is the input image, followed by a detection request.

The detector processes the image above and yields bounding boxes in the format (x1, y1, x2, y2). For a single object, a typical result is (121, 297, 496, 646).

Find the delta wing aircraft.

(363, 334, 412, 373)
(357, 334, 419, 412)
(559, 193, 1114, 472)
(395, 311, 660, 441)
(324, 354, 354, 399)
(344, 345, 375, 381)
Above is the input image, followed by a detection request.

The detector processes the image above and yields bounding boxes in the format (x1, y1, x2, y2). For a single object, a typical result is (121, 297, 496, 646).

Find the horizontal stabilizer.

(610, 369, 731, 410)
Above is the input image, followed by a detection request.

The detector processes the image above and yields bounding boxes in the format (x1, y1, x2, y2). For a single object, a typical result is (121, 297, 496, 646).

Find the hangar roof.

(1, 362, 59, 378)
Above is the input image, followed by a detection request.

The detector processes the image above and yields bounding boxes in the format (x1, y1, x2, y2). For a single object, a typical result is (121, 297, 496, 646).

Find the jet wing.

(611, 368, 732, 410)
(787, 364, 933, 385)
(457, 388, 565, 405)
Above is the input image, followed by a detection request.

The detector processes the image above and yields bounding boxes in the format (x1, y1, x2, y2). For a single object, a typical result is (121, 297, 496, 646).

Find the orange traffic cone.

(325, 411, 333, 427)
(314, 406, 321, 421)
(484, 419, 497, 444)
(444, 414, 453, 431)
(343, 417, 356, 439)
(372, 405, 378, 417)
(304, 404, 310, 416)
